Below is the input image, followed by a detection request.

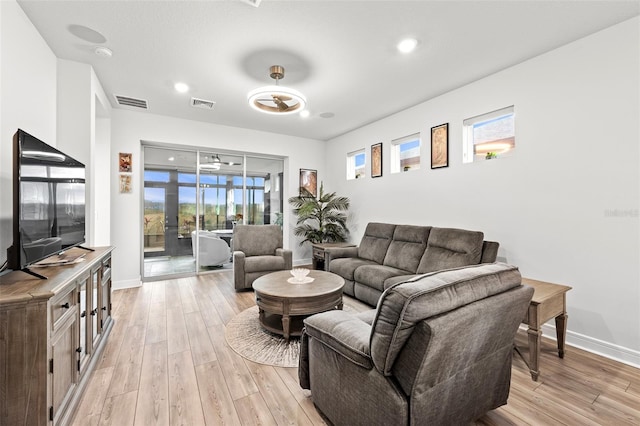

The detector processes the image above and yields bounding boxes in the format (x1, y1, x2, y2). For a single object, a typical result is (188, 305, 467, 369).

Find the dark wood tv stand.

(0, 246, 114, 425)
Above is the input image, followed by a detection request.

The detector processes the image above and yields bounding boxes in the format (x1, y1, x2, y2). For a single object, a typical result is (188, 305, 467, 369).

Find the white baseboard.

(112, 277, 141, 290)
(538, 323, 640, 369)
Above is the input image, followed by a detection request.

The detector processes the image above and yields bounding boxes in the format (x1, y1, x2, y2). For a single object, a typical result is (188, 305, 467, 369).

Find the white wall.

(110, 109, 325, 288)
(94, 116, 111, 245)
(56, 60, 112, 248)
(0, 0, 57, 265)
(325, 18, 640, 366)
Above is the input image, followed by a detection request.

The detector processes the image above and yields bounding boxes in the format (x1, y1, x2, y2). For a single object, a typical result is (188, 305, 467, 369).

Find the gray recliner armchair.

(299, 262, 534, 426)
(233, 224, 292, 290)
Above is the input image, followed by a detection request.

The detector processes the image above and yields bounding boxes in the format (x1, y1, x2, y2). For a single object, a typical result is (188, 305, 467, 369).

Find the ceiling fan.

(200, 154, 241, 170)
(247, 65, 306, 115)
(270, 94, 294, 112)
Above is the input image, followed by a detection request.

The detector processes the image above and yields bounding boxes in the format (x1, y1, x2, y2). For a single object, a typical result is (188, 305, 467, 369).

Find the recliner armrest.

(275, 248, 293, 270)
(233, 251, 246, 289)
(303, 310, 373, 369)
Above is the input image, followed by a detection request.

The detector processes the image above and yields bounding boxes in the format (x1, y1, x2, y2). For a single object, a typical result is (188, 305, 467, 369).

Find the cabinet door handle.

(102, 306, 107, 311)
(60, 302, 70, 309)
(256, 297, 261, 302)
(81, 311, 86, 318)
(90, 309, 97, 316)
(76, 347, 82, 353)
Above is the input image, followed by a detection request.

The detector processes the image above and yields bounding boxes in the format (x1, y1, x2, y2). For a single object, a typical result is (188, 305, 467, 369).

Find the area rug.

(225, 305, 302, 368)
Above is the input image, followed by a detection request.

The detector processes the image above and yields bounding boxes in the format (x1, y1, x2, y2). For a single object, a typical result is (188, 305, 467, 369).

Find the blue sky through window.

(144, 187, 165, 203)
(355, 153, 365, 167)
(400, 140, 420, 152)
(144, 171, 170, 182)
(179, 186, 196, 200)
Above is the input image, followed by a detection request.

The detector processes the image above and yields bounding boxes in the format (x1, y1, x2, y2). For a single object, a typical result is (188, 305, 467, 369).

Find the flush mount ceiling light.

(247, 65, 306, 115)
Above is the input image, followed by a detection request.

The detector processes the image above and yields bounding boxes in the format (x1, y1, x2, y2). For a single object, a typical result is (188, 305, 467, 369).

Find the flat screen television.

(7, 129, 87, 278)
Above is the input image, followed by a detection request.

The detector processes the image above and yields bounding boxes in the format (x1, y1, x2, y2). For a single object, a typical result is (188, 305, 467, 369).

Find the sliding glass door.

(142, 145, 283, 280)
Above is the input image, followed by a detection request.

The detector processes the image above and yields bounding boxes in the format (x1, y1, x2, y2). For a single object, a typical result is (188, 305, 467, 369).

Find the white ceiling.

(18, 0, 640, 141)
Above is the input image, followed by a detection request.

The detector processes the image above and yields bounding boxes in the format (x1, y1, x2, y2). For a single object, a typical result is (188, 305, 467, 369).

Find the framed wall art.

(431, 123, 449, 169)
(371, 142, 383, 178)
(119, 152, 132, 172)
(299, 168, 318, 197)
(119, 174, 132, 193)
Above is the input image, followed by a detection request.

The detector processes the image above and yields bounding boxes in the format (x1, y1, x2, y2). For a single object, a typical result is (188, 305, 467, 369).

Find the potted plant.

(288, 182, 350, 245)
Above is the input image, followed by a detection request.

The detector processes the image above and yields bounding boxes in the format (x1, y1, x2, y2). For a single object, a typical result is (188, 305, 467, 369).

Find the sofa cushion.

(357, 222, 396, 264)
(383, 274, 416, 290)
(370, 263, 522, 375)
(330, 257, 379, 281)
(354, 309, 376, 325)
(382, 225, 431, 273)
(354, 265, 412, 292)
(417, 227, 484, 274)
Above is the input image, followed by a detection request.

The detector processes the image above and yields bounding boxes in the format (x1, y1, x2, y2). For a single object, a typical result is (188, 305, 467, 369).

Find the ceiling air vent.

(191, 97, 216, 110)
(114, 94, 148, 109)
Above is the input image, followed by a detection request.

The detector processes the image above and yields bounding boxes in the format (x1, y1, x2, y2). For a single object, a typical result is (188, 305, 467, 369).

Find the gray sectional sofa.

(324, 222, 499, 306)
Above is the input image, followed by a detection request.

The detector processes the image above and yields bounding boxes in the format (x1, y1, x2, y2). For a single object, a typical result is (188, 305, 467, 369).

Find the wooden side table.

(518, 277, 572, 381)
(311, 242, 355, 270)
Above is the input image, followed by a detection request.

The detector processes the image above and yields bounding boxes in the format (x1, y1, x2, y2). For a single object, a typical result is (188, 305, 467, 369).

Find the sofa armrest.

(481, 241, 500, 263)
(233, 251, 246, 290)
(276, 248, 293, 270)
(324, 246, 359, 271)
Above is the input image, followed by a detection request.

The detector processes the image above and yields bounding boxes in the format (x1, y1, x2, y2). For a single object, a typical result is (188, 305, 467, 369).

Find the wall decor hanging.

(119, 152, 132, 172)
(371, 142, 383, 178)
(431, 123, 449, 169)
(299, 168, 317, 196)
(119, 174, 132, 193)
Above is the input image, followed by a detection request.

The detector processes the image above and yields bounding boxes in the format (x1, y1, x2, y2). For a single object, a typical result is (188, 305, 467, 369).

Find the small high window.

(347, 149, 366, 180)
(391, 133, 421, 173)
(463, 106, 515, 163)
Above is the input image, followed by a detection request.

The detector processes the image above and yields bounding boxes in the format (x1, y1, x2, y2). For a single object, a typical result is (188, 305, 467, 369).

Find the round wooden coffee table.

(252, 270, 345, 340)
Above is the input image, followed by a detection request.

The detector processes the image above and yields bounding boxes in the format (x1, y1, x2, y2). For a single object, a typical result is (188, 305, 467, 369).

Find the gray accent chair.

(233, 225, 292, 290)
(299, 263, 533, 426)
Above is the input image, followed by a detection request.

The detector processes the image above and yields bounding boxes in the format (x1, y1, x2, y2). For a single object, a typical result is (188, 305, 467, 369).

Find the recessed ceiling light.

(168, 156, 175, 161)
(397, 38, 418, 54)
(299, 110, 310, 118)
(174, 82, 189, 93)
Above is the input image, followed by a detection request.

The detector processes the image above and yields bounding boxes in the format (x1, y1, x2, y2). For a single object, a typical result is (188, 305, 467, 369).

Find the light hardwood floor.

(71, 272, 640, 425)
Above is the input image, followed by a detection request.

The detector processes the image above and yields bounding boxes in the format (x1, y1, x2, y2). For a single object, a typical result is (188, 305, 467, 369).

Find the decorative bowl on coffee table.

(289, 268, 313, 283)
